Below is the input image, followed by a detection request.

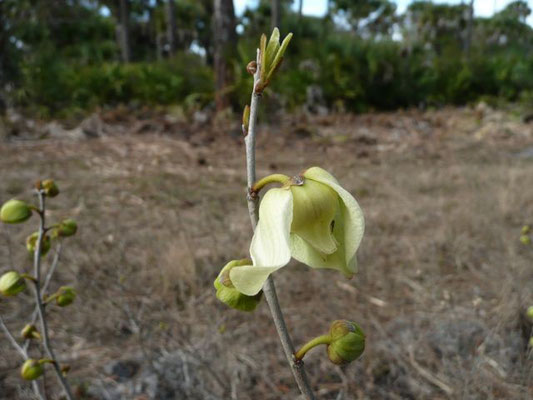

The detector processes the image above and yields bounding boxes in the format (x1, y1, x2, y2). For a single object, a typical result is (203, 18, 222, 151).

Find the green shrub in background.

(15, 53, 213, 118)
(12, 37, 533, 118)
(2, 0, 533, 118)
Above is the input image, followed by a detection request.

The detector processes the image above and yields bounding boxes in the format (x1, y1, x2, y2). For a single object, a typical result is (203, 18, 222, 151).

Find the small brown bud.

(61, 364, 71, 376)
(246, 61, 257, 75)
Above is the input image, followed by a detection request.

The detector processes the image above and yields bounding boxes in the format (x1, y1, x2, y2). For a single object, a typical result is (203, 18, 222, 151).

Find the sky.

(234, 0, 533, 26)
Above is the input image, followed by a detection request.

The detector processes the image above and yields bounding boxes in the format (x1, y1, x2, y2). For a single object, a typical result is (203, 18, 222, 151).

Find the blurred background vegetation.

(0, 0, 532, 119)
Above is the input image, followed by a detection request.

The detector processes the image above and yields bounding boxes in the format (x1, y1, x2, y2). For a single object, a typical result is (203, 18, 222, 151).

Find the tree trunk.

(117, 0, 131, 62)
(298, 0, 303, 21)
(166, 0, 177, 56)
(213, 0, 236, 111)
(271, 0, 281, 31)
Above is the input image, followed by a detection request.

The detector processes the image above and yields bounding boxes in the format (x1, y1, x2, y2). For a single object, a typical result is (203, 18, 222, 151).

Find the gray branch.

(32, 191, 74, 400)
(24, 242, 62, 353)
(244, 49, 315, 400)
(0, 314, 45, 400)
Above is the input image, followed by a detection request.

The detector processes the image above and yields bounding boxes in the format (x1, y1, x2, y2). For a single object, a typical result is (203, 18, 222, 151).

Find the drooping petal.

(290, 204, 357, 277)
(304, 167, 365, 267)
(290, 180, 338, 255)
(229, 265, 281, 297)
(230, 188, 293, 295)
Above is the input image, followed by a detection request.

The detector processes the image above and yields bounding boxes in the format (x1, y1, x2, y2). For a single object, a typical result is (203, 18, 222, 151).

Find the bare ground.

(0, 106, 532, 399)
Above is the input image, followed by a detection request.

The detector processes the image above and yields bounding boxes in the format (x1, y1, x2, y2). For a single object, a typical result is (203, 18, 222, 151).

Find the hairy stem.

(32, 191, 74, 400)
(244, 48, 316, 400)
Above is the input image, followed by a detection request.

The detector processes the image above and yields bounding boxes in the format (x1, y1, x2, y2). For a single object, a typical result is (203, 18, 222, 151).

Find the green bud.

(0, 199, 33, 224)
(522, 225, 531, 235)
(21, 324, 41, 340)
(242, 105, 250, 133)
(55, 286, 76, 307)
(327, 320, 365, 365)
(0, 271, 27, 296)
(214, 259, 262, 312)
(526, 306, 533, 321)
(266, 32, 292, 83)
(520, 235, 531, 245)
(26, 232, 51, 256)
(264, 28, 280, 74)
(21, 359, 44, 380)
(289, 178, 339, 255)
(256, 28, 292, 91)
(53, 218, 78, 238)
(41, 179, 59, 197)
(259, 33, 267, 83)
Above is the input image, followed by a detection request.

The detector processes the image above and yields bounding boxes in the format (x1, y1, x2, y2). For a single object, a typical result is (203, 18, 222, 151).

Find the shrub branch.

(31, 191, 74, 400)
(244, 48, 316, 400)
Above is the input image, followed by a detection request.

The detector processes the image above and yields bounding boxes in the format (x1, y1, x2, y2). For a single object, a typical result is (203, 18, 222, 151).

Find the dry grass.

(0, 107, 532, 399)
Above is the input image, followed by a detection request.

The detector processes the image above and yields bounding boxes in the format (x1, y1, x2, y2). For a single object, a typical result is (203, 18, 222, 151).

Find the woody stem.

(244, 48, 316, 400)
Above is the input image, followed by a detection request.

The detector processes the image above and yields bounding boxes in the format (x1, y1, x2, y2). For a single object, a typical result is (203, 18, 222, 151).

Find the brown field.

(1, 106, 532, 399)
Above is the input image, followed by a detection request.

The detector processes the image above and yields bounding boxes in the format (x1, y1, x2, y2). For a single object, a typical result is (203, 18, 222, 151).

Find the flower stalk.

(244, 44, 316, 400)
(31, 190, 74, 400)
(294, 335, 331, 361)
(251, 173, 291, 194)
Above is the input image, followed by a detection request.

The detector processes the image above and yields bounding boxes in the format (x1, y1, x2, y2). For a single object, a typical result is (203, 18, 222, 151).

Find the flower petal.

(229, 265, 281, 296)
(304, 167, 365, 267)
(290, 180, 338, 255)
(230, 188, 293, 295)
(290, 206, 358, 277)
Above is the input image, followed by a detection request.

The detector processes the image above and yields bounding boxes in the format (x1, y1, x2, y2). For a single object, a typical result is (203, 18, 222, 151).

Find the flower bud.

(289, 178, 339, 254)
(21, 359, 44, 380)
(522, 225, 531, 235)
(327, 320, 365, 365)
(246, 61, 257, 75)
(520, 235, 531, 245)
(41, 179, 59, 197)
(55, 286, 76, 307)
(60, 364, 71, 376)
(26, 232, 52, 256)
(21, 324, 41, 340)
(242, 105, 250, 134)
(214, 259, 262, 312)
(53, 218, 78, 238)
(0, 199, 33, 224)
(0, 271, 27, 296)
(527, 306, 533, 321)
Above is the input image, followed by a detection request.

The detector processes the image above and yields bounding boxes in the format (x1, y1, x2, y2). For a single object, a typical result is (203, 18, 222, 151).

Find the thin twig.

(0, 314, 45, 400)
(32, 191, 74, 400)
(0, 314, 27, 358)
(42, 242, 62, 295)
(24, 243, 63, 353)
(244, 48, 316, 400)
(2, 223, 14, 267)
(407, 345, 454, 395)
